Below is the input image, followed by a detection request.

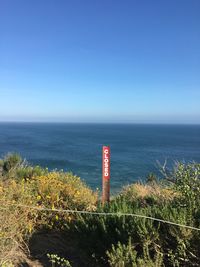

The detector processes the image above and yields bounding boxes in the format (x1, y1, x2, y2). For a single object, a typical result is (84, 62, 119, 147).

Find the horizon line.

(0, 121, 200, 126)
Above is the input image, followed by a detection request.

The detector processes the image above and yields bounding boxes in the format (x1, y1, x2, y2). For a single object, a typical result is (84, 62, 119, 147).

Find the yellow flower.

(28, 223, 33, 233)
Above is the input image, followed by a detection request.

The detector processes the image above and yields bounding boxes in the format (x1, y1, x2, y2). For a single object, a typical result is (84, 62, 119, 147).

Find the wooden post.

(102, 146, 110, 204)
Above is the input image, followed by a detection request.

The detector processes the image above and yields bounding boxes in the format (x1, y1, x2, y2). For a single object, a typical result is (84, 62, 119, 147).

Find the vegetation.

(1, 154, 200, 266)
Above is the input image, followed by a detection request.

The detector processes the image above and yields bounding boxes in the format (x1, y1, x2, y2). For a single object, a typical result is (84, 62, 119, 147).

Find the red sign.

(102, 146, 110, 180)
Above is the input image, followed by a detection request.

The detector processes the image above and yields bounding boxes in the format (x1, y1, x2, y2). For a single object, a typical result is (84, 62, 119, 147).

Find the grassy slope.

(1, 154, 200, 267)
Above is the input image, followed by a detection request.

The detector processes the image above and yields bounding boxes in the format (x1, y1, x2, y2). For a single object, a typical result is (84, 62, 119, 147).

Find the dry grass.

(121, 182, 178, 202)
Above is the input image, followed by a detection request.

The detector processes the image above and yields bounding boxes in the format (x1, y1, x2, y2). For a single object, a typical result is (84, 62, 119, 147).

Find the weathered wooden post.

(102, 146, 110, 204)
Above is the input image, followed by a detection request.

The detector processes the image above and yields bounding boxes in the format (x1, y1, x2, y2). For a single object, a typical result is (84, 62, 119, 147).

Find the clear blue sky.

(0, 0, 200, 123)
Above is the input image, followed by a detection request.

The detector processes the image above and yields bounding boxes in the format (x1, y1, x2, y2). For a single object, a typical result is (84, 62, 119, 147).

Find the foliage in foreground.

(1, 154, 200, 266)
(0, 154, 97, 266)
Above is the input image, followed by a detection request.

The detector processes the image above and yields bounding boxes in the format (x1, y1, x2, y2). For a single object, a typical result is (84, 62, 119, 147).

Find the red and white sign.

(102, 146, 110, 180)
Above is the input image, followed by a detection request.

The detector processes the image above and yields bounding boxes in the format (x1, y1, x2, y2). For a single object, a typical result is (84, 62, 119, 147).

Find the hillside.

(1, 154, 200, 267)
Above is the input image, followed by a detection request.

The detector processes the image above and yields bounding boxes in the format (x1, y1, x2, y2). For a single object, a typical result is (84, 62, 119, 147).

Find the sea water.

(0, 123, 200, 192)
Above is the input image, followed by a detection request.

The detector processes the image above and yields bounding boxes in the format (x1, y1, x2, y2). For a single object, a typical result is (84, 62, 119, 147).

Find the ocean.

(0, 123, 200, 192)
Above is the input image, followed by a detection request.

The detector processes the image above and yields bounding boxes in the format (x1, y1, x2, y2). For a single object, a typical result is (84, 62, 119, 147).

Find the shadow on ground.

(26, 229, 90, 267)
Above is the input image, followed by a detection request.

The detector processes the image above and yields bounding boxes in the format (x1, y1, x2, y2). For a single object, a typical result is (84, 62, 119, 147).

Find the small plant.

(47, 254, 72, 267)
(146, 172, 158, 184)
(106, 238, 163, 267)
(0, 153, 24, 179)
(106, 238, 137, 267)
(2, 153, 22, 172)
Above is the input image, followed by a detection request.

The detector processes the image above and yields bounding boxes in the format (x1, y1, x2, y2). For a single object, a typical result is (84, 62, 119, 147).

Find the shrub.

(0, 153, 23, 179)
(0, 169, 97, 265)
(106, 238, 163, 267)
(16, 165, 47, 180)
(173, 162, 200, 210)
(146, 173, 158, 184)
(106, 238, 138, 267)
(0, 178, 39, 264)
(0, 153, 48, 181)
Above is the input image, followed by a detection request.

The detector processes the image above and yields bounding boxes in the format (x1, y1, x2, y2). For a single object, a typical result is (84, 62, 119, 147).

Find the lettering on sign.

(103, 146, 110, 180)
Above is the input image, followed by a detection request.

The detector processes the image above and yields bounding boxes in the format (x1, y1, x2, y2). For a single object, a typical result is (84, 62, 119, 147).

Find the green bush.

(0, 153, 23, 177)
(106, 238, 163, 267)
(106, 238, 138, 267)
(173, 162, 200, 210)
(68, 179, 200, 266)
(16, 165, 47, 180)
(0, 153, 48, 181)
